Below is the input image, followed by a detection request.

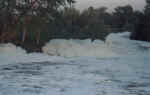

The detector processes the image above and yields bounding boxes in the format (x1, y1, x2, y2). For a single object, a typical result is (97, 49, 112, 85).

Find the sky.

(75, 0, 146, 12)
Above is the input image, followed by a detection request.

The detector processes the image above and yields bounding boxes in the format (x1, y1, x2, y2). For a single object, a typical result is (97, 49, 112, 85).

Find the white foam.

(0, 32, 150, 64)
(0, 43, 73, 65)
(43, 32, 150, 57)
(42, 39, 117, 57)
(0, 32, 150, 95)
(0, 43, 26, 56)
(105, 32, 150, 56)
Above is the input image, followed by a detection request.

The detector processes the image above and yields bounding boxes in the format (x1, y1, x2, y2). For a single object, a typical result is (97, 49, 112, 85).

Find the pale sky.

(75, 0, 146, 12)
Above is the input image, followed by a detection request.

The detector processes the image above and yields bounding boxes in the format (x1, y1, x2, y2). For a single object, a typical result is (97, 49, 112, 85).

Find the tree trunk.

(0, 24, 7, 43)
(36, 31, 40, 45)
(22, 24, 26, 43)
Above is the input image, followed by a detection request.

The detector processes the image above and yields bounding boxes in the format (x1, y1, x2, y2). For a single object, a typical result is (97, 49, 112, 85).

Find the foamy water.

(42, 32, 150, 57)
(0, 32, 150, 95)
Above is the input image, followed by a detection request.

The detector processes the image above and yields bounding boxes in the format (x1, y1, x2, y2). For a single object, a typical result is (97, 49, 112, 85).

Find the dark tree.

(112, 5, 135, 32)
(0, 0, 75, 43)
(131, 0, 150, 41)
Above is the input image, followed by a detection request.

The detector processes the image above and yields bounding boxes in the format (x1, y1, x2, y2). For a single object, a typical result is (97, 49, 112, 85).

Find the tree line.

(0, 0, 150, 51)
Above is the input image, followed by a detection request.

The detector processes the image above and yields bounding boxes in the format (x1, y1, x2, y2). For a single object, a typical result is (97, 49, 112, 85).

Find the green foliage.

(0, 0, 74, 43)
(112, 5, 135, 32)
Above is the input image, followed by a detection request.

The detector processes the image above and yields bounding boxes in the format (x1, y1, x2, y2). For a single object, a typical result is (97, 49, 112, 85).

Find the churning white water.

(42, 32, 150, 57)
(0, 32, 150, 95)
(0, 32, 150, 59)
